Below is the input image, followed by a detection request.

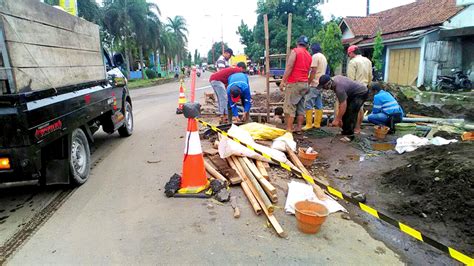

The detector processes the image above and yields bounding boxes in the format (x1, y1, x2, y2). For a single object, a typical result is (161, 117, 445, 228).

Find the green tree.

(312, 21, 344, 75)
(372, 31, 384, 72)
(77, 0, 102, 24)
(207, 42, 229, 64)
(237, 0, 323, 61)
(166, 16, 189, 64)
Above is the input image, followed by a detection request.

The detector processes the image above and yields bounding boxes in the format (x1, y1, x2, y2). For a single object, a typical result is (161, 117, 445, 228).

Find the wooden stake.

(264, 14, 270, 122)
(285, 145, 328, 200)
(242, 157, 277, 203)
(255, 160, 269, 180)
(226, 158, 261, 215)
(286, 13, 293, 60)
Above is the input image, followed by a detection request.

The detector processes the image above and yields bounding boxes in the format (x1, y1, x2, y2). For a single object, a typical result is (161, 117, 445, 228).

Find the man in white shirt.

(216, 48, 233, 70)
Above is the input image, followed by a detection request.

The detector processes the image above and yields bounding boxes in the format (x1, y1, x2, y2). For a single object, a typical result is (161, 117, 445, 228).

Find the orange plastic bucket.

(295, 201, 329, 234)
(374, 125, 390, 140)
(462, 132, 474, 141)
(297, 148, 318, 167)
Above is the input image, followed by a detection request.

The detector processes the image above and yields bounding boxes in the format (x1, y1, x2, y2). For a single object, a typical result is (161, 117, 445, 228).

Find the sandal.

(340, 136, 353, 143)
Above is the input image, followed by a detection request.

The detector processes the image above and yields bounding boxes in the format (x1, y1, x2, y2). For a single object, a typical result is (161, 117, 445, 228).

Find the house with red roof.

(339, 0, 474, 87)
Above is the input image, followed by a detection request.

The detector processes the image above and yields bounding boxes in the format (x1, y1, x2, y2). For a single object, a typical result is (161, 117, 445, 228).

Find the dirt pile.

(395, 91, 447, 118)
(384, 83, 474, 120)
(380, 142, 474, 253)
(251, 89, 336, 113)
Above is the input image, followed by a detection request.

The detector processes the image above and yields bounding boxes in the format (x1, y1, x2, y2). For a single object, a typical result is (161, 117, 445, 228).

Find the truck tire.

(118, 101, 134, 137)
(70, 128, 91, 185)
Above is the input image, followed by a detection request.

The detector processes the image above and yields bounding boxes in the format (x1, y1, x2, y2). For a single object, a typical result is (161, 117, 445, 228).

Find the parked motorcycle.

(436, 69, 472, 92)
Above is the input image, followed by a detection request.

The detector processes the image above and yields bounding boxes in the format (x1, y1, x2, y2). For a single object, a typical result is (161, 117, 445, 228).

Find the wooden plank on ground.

(236, 157, 274, 213)
(285, 145, 327, 200)
(204, 160, 228, 183)
(226, 157, 261, 215)
(208, 155, 241, 185)
(233, 156, 285, 237)
(255, 160, 269, 180)
(242, 157, 277, 203)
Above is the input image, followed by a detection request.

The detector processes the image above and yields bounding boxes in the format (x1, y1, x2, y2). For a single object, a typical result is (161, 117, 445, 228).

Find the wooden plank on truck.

(0, 0, 106, 93)
(13, 66, 105, 92)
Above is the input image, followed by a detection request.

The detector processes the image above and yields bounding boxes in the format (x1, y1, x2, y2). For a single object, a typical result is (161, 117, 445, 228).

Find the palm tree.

(166, 16, 188, 65)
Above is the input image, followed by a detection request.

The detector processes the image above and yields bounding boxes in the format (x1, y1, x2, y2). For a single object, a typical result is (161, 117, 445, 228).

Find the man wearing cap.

(216, 48, 234, 70)
(227, 72, 251, 123)
(347, 45, 372, 134)
(318, 75, 369, 141)
(303, 42, 328, 130)
(368, 82, 404, 130)
(209, 62, 247, 123)
(279, 36, 312, 133)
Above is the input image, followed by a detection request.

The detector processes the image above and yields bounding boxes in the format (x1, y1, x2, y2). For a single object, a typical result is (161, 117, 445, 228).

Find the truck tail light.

(0, 158, 10, 170)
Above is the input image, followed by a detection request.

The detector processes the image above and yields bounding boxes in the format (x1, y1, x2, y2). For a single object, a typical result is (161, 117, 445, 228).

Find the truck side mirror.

(113, 53, 125, 67)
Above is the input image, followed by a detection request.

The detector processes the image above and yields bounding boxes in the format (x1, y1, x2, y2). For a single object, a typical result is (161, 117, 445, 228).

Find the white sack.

(218, 125, 288, 163)
(284, 181, 346, 215)
(395, 134, 458, 154)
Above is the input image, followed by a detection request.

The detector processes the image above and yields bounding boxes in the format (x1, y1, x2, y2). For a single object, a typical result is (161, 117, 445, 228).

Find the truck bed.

(0, 0, 106, 94)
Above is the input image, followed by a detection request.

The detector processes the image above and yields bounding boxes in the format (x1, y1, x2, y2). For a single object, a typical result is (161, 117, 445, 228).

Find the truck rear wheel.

(118, 101, 133, 137)
(70, 128, 91, 185)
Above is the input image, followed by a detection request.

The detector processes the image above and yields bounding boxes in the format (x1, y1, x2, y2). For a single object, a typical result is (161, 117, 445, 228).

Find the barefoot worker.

(318, 75, 369, 141)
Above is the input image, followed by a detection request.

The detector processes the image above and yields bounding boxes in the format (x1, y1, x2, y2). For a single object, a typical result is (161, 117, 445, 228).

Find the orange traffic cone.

(176, 80, 186, 114)
(178, 119, 209, 194)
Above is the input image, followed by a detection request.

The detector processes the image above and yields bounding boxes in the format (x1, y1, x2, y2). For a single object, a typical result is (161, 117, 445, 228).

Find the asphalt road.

(3, 72, 402, 264)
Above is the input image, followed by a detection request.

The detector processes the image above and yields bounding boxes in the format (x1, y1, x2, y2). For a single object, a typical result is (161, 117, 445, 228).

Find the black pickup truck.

(0, 0, 133, 186)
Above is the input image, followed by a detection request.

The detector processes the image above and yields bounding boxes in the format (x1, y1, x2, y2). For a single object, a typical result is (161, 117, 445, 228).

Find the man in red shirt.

(280, 36, 312, 133)
(209, 62, 247, 123)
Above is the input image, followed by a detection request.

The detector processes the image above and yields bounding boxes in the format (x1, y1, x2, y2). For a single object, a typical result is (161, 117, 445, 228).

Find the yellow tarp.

(239, 123, 286, 140)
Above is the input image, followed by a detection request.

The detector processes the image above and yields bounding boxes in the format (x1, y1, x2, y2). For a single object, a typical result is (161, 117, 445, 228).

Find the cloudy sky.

(155, 0, 416, 57)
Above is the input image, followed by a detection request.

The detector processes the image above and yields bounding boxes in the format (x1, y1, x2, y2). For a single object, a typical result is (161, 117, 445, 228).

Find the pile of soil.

(380, 142, 474, 253)
(251, 89, 336, 113)
(395, 91, 446, 118)
(384, 83, 474, 120)
(433, 131, 462, 140)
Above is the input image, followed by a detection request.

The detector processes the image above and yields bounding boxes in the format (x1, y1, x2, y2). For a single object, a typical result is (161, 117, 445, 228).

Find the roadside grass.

(128, 77, 175, 89)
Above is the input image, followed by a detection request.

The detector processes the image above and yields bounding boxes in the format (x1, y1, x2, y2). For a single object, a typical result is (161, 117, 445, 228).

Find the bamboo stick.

(255, 160, 269, 180)
(226, 157, 262, 215)
(232, 157, 286, 237)
(242, 157, 277, 203)
(236, 157, 274, 214)
(285, 145, 327, 200)
(204, 161, 228, 183)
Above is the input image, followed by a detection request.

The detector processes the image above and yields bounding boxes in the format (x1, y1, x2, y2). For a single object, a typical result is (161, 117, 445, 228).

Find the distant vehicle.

(436, 69, 472, 92)
(196, 66, 201, 77)
(269, 54, 286, 87)
(0, 0, 133, 186)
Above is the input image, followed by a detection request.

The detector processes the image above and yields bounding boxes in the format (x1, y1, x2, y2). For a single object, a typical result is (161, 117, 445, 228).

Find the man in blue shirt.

(227, 72, 251, 123)
(368, 82, 404, 128)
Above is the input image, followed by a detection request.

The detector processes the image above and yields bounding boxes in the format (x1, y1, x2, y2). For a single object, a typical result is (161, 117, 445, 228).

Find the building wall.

(444, 5, 474, 28)
(462, 36, 474, 80)
(342, 28, 355, 39)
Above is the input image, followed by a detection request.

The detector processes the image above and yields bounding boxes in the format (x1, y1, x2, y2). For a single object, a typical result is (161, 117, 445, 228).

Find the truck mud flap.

(44, 159, 69, 185)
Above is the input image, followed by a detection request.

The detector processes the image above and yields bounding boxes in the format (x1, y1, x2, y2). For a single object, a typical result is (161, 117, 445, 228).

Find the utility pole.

(221, 14, 224, 54)
(366, 0, 370, 16)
